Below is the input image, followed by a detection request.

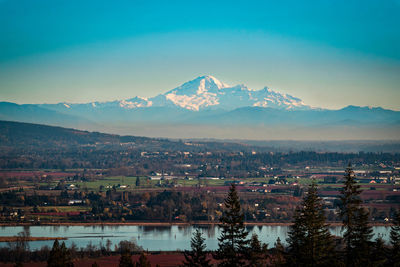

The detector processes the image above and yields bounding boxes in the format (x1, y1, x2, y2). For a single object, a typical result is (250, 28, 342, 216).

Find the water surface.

(0, 225, 391, 251)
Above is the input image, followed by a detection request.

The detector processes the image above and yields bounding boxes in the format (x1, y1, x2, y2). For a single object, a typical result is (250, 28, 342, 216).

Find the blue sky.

(0, 0, 399, 110)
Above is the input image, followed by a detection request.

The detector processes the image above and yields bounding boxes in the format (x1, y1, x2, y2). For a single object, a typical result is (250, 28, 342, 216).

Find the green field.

(75, 176, 151, 191)
(35, 175, 393, 192)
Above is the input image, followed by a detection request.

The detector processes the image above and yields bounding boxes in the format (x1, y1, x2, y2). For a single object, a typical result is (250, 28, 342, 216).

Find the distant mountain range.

(1, 75, 399, 140)
(42, 75, 311, 112)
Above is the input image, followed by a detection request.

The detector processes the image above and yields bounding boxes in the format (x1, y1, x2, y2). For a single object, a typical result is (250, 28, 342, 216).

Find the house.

(66, 184, 77, 190)
(258, 189, 271, 193)
(161, 176, 174, 180)
(68, 200, 83, 205)
(203, 177, 220, 180)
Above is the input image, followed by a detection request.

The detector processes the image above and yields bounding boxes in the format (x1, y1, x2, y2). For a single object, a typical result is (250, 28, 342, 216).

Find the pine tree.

(215, 184, 249, 267)
(270, 237, 286, 267)
(248, 233, 267, 267)
(136, 177, 140, 187)
(47, 239, 60, 267)
(59, 242, 74, 267)
(340, 164, 361, 266)
(182, 229, 211, 267)
(47, 239, 74, 267)
(135, 253, 151, 267)
(339, 164, 373, 266)
(389, 210, 400, 267)
(352, 207, 374, 266)
(371, 237, 387, 267)
(286, 208, 305, 265)
(286, 180, 336, 267)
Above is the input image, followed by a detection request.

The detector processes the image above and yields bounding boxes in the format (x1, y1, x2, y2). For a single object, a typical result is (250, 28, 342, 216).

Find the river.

(0, 225, 392, 251)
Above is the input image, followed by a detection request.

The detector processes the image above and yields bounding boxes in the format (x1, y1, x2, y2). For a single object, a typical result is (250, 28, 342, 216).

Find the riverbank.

(0, 236, 67, 242)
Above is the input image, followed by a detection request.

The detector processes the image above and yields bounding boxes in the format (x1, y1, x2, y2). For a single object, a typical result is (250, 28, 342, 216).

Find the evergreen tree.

(119, 250, 134, 267)
(59, 242, 74, 267)
(389, 210, 400, 267)
(270, 237, 286, 267)
(286, 209, 304, 265)
(47, 240, 74, 267)
(352, 207, 374, 266)
(182, 229, 211, 267)
(286, 181, 336, 267)
(340, 164, 362, 265)
(135, 253, 151, 267)
(135, 177, 140, 187)
(339, 164, 373, 266)
(47, 239, 61, 267)
(215, 184, 249, 267)
(248, 233, 267, 267)
(371, 237, 387, 267)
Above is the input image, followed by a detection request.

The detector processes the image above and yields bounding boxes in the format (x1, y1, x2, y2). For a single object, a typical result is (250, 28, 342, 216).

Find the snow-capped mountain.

(49, 75, 308, 112)
(1, 75, 399, 140)
(150, 75, 309, 111)
(121, 75, 310, 111)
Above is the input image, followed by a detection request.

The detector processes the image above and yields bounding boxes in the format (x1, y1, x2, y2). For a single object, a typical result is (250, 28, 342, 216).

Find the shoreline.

(0, 236, 67, 242)
(0, 221, 392, 227)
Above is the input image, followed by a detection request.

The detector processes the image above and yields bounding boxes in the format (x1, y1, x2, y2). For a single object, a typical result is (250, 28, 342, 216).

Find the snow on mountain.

(138, 75, 310, 111)
(119, 96, 152, 109)
(167, 75, 230, 96)
(148, 75, 229, 111)
(41, 75, 310, 112)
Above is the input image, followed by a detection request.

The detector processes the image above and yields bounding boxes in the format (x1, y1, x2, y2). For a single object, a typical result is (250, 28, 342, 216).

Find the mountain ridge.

(1, 75, 399, 140)
(38, 75, 312, 112)
(11, 75, 397, 113)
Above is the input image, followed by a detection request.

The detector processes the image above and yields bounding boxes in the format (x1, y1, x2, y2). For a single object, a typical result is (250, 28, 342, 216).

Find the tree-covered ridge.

(1, 121, 400, 172)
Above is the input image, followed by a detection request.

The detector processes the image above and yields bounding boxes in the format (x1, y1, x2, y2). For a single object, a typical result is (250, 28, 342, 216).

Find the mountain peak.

(195, 75, 230, 89)
(161, 75, 227, 111)
(172, 75, 229, 94)
(156, 75, 310, 111)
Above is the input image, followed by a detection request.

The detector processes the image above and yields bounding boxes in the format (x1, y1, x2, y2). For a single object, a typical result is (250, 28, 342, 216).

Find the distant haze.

(87, 123, 400, 141)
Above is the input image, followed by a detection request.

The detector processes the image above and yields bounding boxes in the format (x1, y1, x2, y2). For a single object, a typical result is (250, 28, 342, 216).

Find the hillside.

(0, 120, 256, 152)
(0, 120, 146, 149)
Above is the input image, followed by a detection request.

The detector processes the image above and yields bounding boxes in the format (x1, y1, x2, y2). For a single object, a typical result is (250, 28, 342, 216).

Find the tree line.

(181, 165, 400, 267)
(2, 141, 399, 177)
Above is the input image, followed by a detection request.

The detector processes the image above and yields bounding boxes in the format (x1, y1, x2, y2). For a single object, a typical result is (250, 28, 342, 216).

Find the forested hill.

(1, 120, 400, 154)
(0, 120, 146, 148)
(1, 120, 399, 170)
(0, 120, 254, 152)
